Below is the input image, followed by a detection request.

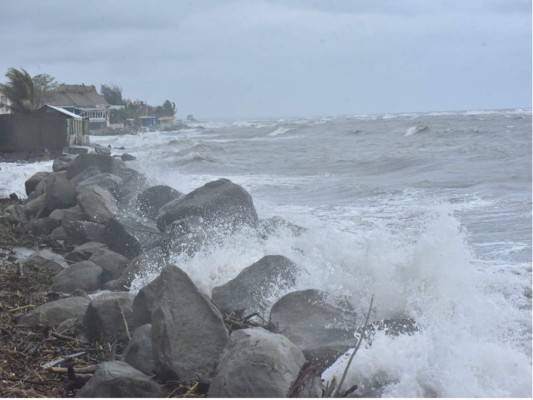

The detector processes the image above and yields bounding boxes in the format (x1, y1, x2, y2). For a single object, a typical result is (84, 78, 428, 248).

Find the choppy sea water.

(1, 109, 531, 396)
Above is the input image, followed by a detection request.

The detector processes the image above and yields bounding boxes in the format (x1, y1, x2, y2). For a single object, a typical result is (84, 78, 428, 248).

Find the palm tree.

(0, 68, 38, 113)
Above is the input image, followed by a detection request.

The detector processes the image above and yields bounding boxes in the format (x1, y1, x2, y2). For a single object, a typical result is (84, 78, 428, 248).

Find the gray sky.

(0, 0, 530, 119)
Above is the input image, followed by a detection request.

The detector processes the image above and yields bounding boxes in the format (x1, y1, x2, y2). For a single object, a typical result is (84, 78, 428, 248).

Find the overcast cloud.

(0, 0, 530, 119)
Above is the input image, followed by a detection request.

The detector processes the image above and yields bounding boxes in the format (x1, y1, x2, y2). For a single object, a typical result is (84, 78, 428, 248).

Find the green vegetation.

(0, 68, 61, 113)
(1, 68, 178, 125)
(0, 68, 35, 113)
(32, 73, 60, 109)
(101, 83, 177, 124)
(100, 84, 123, 105)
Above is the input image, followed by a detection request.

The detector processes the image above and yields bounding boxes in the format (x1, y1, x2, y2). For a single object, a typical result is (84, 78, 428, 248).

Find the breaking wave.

(405, 124, 429, 136)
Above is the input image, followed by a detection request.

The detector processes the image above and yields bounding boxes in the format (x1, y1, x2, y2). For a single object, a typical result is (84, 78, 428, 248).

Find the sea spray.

(322, 208, 532, 397)
(88, 109, 531, 397)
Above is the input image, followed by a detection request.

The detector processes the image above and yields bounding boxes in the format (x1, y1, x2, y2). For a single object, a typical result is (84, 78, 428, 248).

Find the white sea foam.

(267, 127, 292, 136)
(405, 124, 428, 136)
(84, 111, 533, 397)
(0, 160, 53, 198)
(316, 209, 532, 397)
(127, 199, 531, 396)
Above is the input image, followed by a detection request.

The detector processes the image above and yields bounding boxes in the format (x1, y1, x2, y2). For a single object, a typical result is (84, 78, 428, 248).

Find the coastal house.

(158, 115, 175, 129)
(139, 115, 158, 128)
(0, 105, 89, 153)
(42, 84, 110, 131)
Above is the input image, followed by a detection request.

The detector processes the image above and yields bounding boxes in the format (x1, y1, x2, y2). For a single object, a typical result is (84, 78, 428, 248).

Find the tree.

(32, 73, 60, 108)
(155, 100, 176, 117)
(0, 68, 38, 113)
(101, 84, 123, 105)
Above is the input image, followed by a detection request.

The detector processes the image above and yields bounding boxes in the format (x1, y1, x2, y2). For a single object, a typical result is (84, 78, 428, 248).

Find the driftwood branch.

(8, 304, 36, 313)
(332, 295, 374, 398)
(47, 365, 97, 374)
(117, 300, 131, 341)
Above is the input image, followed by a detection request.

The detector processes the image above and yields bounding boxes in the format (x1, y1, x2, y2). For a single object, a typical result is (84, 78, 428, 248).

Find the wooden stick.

(117, 300, 131, 341)
(47, 365, 98, 374)
(8, 304, 36, 313)
(50, 332, 78, 342)
(332, 295, 374, 398)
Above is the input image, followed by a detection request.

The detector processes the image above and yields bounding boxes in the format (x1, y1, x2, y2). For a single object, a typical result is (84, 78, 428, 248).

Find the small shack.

(139, 115, 158, 128)
(0, 105, 89, 153)
(158, 116, 176, 129)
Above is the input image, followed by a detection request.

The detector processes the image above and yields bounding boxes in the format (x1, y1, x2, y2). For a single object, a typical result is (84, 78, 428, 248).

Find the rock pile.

(3, 152, 418, 397)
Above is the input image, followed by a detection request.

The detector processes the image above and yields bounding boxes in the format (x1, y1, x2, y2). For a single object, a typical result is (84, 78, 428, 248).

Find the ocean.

(1, 108, 531, 396)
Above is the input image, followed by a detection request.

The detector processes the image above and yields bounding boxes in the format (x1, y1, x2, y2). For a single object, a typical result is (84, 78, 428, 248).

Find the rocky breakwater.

(2, 153, 419, 397)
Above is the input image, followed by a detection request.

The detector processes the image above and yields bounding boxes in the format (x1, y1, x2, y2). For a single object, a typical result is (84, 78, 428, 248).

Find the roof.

(42, 84, 109, 108)
(43, 105, 82, 119)
(158, 116, 175, 120)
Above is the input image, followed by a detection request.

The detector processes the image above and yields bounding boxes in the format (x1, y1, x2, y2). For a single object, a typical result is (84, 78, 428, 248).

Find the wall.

(0, 114, 69, 153)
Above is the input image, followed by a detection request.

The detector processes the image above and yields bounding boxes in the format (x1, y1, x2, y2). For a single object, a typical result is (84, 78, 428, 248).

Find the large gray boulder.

(51, 261, 103, 293)
(49, 226, 67, 241)
(75, 361, 165, 398)
(65, 242, 107, 262)
(48, 205, 88, 224)
(19, 296, 90, 327)
(123, 324, 155, 376)
(208, 328, 312, 398)
(136, 185, 182, 219)
(66, 153, 122, 180)
(63, 221, 106, 245)
(69, 165, 101, 186)
(77, 185, 119, 224)
(117, 246, 167, 289)
(151, 265, 229, 382)
(112, 167, 148, 205)
(29, 172, 57, 199)
(23, 249, 69, 271)
(52, 154, 76, 172)
(50, 205, 87, 224)
(25, 171, 51, 196)
(156, 178, 258, 232)
(132, 276, 160, 326)
(103, 217, 161, 260)
(161, 216, 208, 256)
(76, 173, 123, 197)
(89, 248, 129, 283)
(29, 217, 61, 236)
(211, 255, 299, 317)
(268, 289, 358, 372)
(22, 194, 45, 219)
(38, 173, 77, 217)
(82, 292, 136, 342)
